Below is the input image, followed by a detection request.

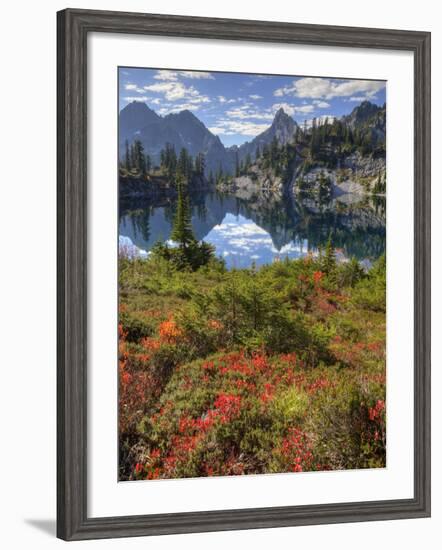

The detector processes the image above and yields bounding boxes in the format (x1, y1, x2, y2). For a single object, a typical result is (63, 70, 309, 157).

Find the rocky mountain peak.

(119, 101, 161, 142)
(121, 100, 159, 120)
(274, 107, 290, 120)
(272, 107, 294, 127)
(268, 108, 297, 142)
(348, 100, 382, 125)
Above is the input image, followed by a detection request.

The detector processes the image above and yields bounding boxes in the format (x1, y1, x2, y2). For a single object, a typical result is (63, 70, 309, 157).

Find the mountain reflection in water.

(119, 190, 386, 269)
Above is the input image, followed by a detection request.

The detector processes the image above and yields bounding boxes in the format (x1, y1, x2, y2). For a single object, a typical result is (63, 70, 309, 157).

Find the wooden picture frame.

(57, 8, 431, 541)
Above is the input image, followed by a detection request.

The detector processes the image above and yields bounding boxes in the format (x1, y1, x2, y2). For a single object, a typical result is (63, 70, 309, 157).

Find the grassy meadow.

(118, 247, 386, 481)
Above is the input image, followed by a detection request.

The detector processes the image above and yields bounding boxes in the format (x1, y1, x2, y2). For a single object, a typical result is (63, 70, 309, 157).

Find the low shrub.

(119, 253, 386, 479)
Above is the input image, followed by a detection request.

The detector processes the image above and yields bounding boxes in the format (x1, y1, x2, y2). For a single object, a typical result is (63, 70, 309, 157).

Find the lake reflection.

(205, 213, 309, 269)
(119, 190, 385, 269)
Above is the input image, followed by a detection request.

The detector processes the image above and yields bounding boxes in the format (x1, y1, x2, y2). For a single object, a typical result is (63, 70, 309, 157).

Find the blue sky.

(119, 67, 386, 147)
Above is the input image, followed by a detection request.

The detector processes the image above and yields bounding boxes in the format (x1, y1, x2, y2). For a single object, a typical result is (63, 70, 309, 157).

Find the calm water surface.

(119, 190, 385, 269)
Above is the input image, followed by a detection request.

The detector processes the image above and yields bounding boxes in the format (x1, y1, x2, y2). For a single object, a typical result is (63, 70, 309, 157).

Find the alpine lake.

(119, 188, 386, 270)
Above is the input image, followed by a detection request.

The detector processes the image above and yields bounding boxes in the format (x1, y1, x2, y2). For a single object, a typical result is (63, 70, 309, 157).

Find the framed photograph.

(57, 8, 431, 541)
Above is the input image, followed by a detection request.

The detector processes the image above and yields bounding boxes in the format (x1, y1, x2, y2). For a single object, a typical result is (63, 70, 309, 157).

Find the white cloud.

(153, 69, 214, 81)
(227, 101, 327, 121)
(119, 236, 148, 258)
(271, 102, 315, 116)
(179, 71, 214, 79)
(313, 100, 331, 108)
(216, 223, 268, 237)
(208, 126, 232, 135)
(249, 94, 263, 100)
(124, 83, 146, 94)
(143, 81, 210, 104)
(209, 119, 270, 137)
(348, 96, 370, 102)
(274, 77, 385, 100)
(123, 96, 151, 103)
(218, 96, 236, 104)
(271, 103, 296, 116)
(296, 105, 316, 114)
(157, 103, 202, 115)
(225, 105, 274, 121)
(153, 70, 178, 81)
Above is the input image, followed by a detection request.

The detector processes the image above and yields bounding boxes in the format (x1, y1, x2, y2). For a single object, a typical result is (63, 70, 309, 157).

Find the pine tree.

(145, 154, 152, 175)
(195, 152, 205, 177)
(177, 147, 193, 183)
(130, 143, 137, 171)
(244, 153, 252, 173)
(133, 139, 145, 173)
(161, 143, 178, 180)
(322, 235, 337, 277)
(310, 118, 320, 161)
(343, 257, 364, 286)
(216, 165, 224, 185)
(270, 137, 279, 169)
(235, 151, 240, 177)
(170, 178, 196, 249)
(124, 140, 131, 171)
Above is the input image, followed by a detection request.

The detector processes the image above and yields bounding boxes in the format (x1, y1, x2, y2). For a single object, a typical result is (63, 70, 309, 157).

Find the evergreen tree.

(321, 235, 337, 278)
(340, 257, 364, 287)
(145, 154, 152, 175)
(244, 153, 252, 173)
(261, 143, 270, 169)
(130, 143, 137, 171)
(152, 176, 215, 270)
(310, 118, 320, 161)
(270, 137, 279, 169)
(177, 147, 192, 182)
(132, 139, 145, 173)
(208, 170, 214, 186)
(170, 178, 196, 249)
(194, 152, 205, 177)
(216, 165, 224, 185)
(124, 140, 131, 171)
(160, 143, 178, 180)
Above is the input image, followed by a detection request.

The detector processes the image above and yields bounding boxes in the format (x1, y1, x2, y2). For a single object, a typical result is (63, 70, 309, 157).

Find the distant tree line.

(159, 143, 205, 183)
(121, 140, 205, 184)
(121, 112, 385, 185)
(122, 139, 152, 177)
(241, 116, 385, 183)
(305, 117, 385, 165)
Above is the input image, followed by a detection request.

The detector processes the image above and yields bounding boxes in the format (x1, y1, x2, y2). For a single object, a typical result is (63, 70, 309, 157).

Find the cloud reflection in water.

(204, 213, 309, 269)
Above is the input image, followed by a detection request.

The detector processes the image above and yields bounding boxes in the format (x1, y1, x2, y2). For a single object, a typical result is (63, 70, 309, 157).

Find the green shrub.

(270, 387, 309, 423)
(120, 313, 154, 342)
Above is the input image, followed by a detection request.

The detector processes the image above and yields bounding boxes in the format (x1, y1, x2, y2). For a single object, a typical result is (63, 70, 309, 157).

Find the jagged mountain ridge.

(119, 102, 299, 175)
(235, 108, 298, 163)
(119, 100, 385, 176)
(342, 100, 386, 145)
(119, 102, 234, 175)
